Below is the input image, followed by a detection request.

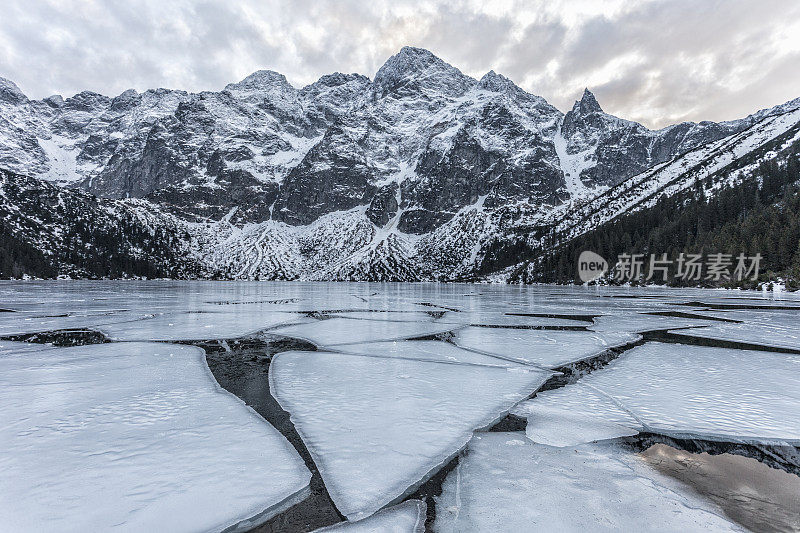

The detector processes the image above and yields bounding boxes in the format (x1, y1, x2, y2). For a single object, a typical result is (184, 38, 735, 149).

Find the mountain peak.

(478, 70, 516, 92)
(224, 70, 294, 93)
(392, 46, 441, 65)
(373, 47, 472, 96)
(110, 88, 140, 111)
(0, 76, 27, 104)
(310, 72, 370, 88)
(374, 47, 444, 81)
(573, 88, 602, 114)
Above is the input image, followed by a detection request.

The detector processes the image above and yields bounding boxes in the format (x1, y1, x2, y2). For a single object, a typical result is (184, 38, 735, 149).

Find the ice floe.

(314, 500, 426, 532)
(334, 340, 523, 367)
(452, 327, 640, 368)
(0, 342, 311, 532)
(2, 281, 799, 531)
(0, 309, 150, 336)
(516, 342, 800, 445)
(588, 312, 719, 333)
(670, 318, 800, 351)
(329, 311, 435, 322)
(433, 433, 744, 532)
(97, 310, 299, 341)
(269, 350, 550, 520)
(435, 311, 588, 327)
(0, 339, 57, 355)
(270, 317, 458, 347)
(512, 386, 641, 446)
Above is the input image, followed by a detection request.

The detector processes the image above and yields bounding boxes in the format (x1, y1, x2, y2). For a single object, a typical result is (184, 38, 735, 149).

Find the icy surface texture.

(589, 312, 718, 332)
(0, 340, 56, 355)
(0, 342, 311, 532)
(315, 500, 426, 532)
(518, 342, 800, 445)
(435, 312, 587, 327)
(269, 350, 550, 520)
(335, 340, 523, 368)
(97, 310, 298, 341)
(271, 317, 457, 347)
(671, 313, 800, 350)
(452, 327, 639, 368)
(330, 311, 435, 322)
(2, 281, 798, 321)
(0, 309, 150, 336)
(433, 433, 743, 532)
(513, 386, 641, 446)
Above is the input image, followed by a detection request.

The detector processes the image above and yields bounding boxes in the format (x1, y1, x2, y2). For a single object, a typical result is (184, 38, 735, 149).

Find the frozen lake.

(1, 281, 799, 532)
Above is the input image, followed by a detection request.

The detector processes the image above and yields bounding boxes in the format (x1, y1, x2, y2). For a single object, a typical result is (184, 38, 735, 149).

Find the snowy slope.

(2, 48, 800, 280)
(547, 106, 800, 243)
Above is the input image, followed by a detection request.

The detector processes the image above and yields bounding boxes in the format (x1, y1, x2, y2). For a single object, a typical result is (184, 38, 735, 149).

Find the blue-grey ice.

(516, 342, 800, 445)
(452, 327, 640, 368)
(433, 433, 743, 532)
(269, 350, 550, 520)
(670, 313, 800, 351)
(97, 310, 300, 341)
(0, 342, 311, 532)
(334, 340, 524, 368)
(435, 311, 588, 327)
(512, 386, 641, 447)
(330, 311, 436, 322)
(271, 317, 458, 347)
(314, 500, 426, 532)
(589, 312, 718, 333)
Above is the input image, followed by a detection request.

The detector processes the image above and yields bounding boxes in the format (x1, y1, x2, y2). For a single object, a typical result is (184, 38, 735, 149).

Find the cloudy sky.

(1, 0, 799, 128)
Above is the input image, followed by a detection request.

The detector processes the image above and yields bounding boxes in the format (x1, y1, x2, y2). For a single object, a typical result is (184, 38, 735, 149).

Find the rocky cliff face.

(1, 47, 799, 280)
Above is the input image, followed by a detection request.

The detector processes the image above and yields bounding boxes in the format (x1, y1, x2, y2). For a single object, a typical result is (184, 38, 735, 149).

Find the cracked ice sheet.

(0, 340, 58, 355)
(697, 309, 800, 322)
(270, 317, 458, 347)
(329, 311, 436, 322)
(335, 340, 525, 368)
(669, 315, 800, 351)
(269, 350, 550, 520)
(314, 500, 426, 532)
(433, 433, 743, 532)
(0, 342, 310, 532)
(518, 342, 800, 446)
(512, 386, 641, 447)
(452, 327, 639, 368)
(96, 310, 299, 341)
(589, 312, 720, 333)
(438, 300, 670, 317)
(434, 312, 588, 327)
(0, 309, 154, 336)
(673, 297, 800, 309)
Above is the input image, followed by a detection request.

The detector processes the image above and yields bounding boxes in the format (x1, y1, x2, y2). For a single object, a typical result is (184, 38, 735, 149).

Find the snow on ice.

(433, 433, 744, 532)
(270, 317, 457, 347)
(269, 349, 550, 520)
(313, 500, 426, 532)
(452, 327, 640, 368)
(0, 342, 310, 532)
(516, 342, 800, 446)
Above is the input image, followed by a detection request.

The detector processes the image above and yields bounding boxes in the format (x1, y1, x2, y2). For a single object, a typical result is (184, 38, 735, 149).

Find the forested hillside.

(518, 152, 800, 288)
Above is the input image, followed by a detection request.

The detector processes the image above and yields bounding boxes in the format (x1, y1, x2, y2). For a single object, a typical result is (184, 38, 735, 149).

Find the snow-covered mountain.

(1, 47, 799, 280)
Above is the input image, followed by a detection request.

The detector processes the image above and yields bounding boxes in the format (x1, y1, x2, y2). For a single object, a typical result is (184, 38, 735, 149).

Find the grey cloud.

(414, 3, 515, 73)
(546, 0, 800, 125)
(0, 0, 797, 128)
